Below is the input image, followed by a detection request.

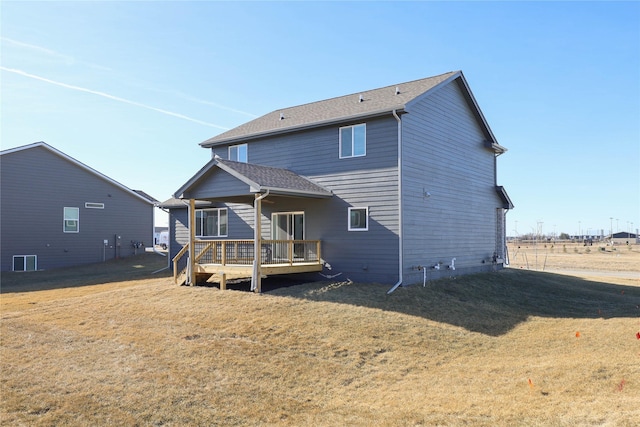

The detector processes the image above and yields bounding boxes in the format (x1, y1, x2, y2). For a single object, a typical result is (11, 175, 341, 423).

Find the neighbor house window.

(348, 207, 368, 231)
(85, 202, 104, 209)
(13, 255, 37, 271)
(229, 144, 248, 162)
(63, 207, 79, 233)
(339, 124, 366, 158)
(196, 208, 228, 237)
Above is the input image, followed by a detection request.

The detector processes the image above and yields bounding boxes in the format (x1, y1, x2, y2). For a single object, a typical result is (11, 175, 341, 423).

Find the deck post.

(188, 198, 196, 286)
(220, 272, 227, 290)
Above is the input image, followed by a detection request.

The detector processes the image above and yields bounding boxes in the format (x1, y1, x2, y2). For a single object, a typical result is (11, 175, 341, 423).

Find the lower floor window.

(348, 207, 368, 231)
(13, 255, 37, 271)
(196, 208, 228, 237)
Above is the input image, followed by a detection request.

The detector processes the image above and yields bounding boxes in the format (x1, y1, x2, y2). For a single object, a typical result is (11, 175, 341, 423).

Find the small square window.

(348, 207, 368, 231)
(229, 144, 248, 162)
(339, 124, 366, 158)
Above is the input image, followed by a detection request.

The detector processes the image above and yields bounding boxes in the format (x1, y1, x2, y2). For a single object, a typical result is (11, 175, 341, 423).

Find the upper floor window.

(63, 207, 79, 233)
(196, 208, 228, 237)
(229, 144, 248, 163)
(348, 207, 368, 231)
(340, 124, 366, 158)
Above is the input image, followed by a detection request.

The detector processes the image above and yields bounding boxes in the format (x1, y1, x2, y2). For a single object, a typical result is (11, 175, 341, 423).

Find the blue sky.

(1, 1, 638, 236)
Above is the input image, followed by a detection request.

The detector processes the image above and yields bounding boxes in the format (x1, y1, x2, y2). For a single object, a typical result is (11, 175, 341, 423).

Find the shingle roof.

(1, 142, 157, 205)
(158, 197, 218, 209)
(217, 159, 332, 196)
(173, 158, 332, 199)
(201, 71, 460, 147)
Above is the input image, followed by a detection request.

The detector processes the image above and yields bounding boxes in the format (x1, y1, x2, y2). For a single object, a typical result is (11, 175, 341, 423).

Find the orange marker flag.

(528, 378, 534, 389)
(575, 331, 581, 338)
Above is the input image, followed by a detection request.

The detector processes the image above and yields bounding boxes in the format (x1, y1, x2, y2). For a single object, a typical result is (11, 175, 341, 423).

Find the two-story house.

(165, 71, 513, 292)
(1, 142, 157, 272)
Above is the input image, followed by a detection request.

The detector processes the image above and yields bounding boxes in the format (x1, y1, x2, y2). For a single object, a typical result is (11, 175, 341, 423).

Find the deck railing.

(173, 239, 321, 284)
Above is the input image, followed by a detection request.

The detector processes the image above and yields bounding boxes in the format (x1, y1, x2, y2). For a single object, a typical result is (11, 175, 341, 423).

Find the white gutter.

(201, 108, 406, 148)
(387, 110, 403, 294)
(251, 189, 270, 292)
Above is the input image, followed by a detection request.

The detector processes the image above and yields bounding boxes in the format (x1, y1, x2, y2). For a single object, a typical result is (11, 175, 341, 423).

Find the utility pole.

(610, 217, 613, 238)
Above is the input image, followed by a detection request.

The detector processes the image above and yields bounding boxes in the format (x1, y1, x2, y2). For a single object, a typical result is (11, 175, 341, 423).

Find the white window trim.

(271, 211, 305, 240)
(229, 143, 248, 163)
(348, 207, 369, 231)
(63, 207, 79, 233)
(13, 255, 37, 271)
(196, 208, 228, 238)
(339, 123, 366, 159)
(85, 202, 105, 209)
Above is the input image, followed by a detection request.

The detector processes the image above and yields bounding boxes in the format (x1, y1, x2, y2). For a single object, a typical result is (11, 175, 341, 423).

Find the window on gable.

(229, 144, 248, 163)
(348, 207, 368, 231)
(63, 207, 79, 233)
(340, 124, 366, 158)
(13, 255, 37, 271)
(85, 202, 104, 209)
(196, 208, 228, 237)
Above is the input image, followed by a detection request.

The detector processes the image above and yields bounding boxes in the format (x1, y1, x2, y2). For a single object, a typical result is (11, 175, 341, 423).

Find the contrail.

(1, 37, 112, 71)
(178, 94, 258, 118)
(1, 66, 229, 130)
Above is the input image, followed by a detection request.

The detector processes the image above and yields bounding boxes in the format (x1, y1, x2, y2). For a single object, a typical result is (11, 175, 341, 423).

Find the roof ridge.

(200, 71, 461, 147)
(271, 71, 460, 113)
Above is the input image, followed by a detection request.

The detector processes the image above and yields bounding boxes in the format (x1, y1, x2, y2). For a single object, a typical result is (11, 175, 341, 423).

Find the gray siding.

(1, 146, 153, 271)
(174, 116, 401, 283)
(401, 80, 503, 284)
(184, 170, 252, 200)
(168, 201, 254, 261)
(171, 78, 507, 285)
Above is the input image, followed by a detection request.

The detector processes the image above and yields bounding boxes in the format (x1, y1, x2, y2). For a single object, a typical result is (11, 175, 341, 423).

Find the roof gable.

(201, 71, 461, 147)
(174, 158, 332, 200)
(0, 142, 157, 204)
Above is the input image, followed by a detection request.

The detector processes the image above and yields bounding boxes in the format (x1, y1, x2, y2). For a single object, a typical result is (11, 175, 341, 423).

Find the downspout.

(188, 198, 196, 285)
(387, 109, 403, 294)
(251, 189, 270, 292)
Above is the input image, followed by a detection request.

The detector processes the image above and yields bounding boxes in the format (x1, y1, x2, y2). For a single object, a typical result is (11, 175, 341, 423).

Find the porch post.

(189, 198, 196, 286)
(251, 193, 262, 293)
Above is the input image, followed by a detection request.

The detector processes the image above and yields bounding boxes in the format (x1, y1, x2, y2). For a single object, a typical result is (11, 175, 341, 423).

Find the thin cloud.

(1, 66, 229, 130)
(178, 93, 258, 118)
(0, 37, 112, 71)
(2, 37, 254, 119)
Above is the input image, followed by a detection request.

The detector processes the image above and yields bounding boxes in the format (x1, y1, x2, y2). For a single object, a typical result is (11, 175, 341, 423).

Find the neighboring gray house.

(164, 71, 513, 292)
(1, 142, 157, 272)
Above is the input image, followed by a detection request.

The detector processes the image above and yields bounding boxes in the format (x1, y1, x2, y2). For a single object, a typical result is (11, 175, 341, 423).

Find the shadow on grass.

(266, 269, 640, 336)
(0, 253, 171, 293)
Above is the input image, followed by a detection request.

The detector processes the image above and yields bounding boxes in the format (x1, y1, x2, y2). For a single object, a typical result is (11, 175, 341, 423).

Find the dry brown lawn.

(1, 251, 639, 426)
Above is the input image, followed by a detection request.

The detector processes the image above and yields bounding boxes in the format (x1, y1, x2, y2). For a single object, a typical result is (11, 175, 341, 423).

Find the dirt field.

(508, 242, 640, 281)
(1, 252, 639, 426)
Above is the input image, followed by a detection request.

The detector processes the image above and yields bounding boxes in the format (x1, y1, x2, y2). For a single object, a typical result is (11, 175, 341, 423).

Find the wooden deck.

(173, 239, 322, 288)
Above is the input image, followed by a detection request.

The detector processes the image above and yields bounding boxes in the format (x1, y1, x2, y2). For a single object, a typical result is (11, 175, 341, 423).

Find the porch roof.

(496, 186, 514, 210)
(173, 157, 333, 201)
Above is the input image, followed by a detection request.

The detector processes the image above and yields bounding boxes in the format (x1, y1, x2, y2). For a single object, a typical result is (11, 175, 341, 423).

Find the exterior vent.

(359, 94, 364, 103)
(395, 86, 400, 95)
(279, 112, 285, 120)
